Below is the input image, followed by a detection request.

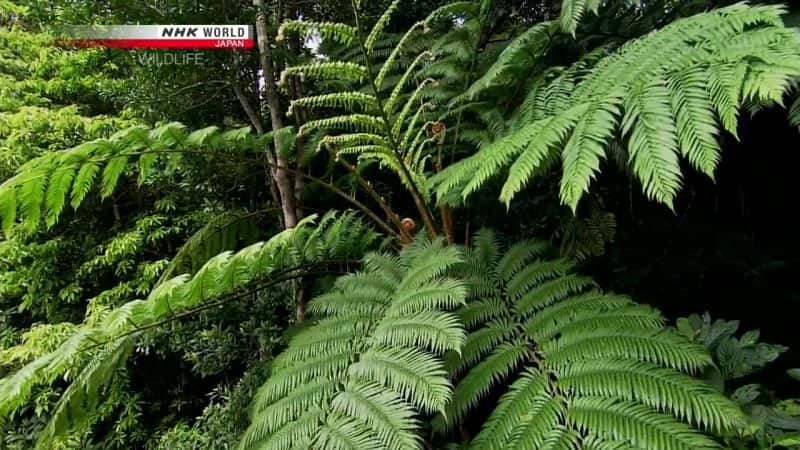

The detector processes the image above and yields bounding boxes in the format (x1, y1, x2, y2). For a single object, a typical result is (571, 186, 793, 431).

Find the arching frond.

(365, 0, 401, 53)
(560, 0, 603, 36)
(434, 4, 800, 212)
(240, 238, 467, 450)
(0, 123, 265, 235)
(281, 61, 368, 86)
(435, 230, 744, 448)
(290, 92, 378, 114)
(280, 3, 442, 221)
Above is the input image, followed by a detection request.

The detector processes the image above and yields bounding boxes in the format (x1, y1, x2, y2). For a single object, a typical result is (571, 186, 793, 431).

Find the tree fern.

(239, 237, 467, 450)
(280, 2, 446, 229)
(432, 4, 800, 212)
(0, 212, 379, 448)
(434, 229, 744, 449)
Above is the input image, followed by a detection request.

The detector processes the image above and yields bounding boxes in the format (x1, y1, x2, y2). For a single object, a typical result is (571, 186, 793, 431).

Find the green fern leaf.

(560, 0, 588, 36)
(375, 21, 424, 90)
(365, 0, 401, 54)
(291, 92, 378, 113)
(467, 21, 555, 98)
(668, 68, 722, 180)
(282, 61, 368, 85)
(44, 164, 77, 228)
(0, 186, 16, 235)
(622, 78, 682, 209)
(439, 4, 800, 210)
(0, 213, 379, 444)
(100, 155, 128, 199)
(560, 97, 622, 212)
(498, 105, 587, 205)
(69, 160, 100, 209)
(300, 114, 386, 136)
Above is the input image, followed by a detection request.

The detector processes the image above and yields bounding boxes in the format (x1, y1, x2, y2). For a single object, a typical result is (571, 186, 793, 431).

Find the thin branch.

(80, 265, 354, 353)
(233, 79, 265, 135)
(231, 57, 283, 214)
(167, 80, 230, 99)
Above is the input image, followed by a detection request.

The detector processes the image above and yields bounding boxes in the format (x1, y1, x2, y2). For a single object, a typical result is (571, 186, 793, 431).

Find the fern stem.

(266, 158, 402, 240)
(325, 145, 412, 243)
(80, 265, 354, 354)
(434, 158, 455, 244)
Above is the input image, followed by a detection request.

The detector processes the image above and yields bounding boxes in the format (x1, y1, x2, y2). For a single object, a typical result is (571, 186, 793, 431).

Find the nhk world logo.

(62, 25, 254, 49)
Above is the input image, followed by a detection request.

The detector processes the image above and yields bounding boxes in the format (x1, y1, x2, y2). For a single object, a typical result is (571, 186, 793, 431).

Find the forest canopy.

(0, 0, 799, 449)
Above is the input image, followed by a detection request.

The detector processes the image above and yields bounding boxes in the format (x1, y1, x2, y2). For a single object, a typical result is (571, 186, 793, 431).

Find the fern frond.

(621, 78, 681, 209)
(43, 163, 77, 228)
(319, 133, 391, 152)
(35, 338, 134, 449)
(789, 94, 800, 128)
(466, 21, 556, 98)
(69, 160, 101, 209)
(567, 397, 720, 450)
(668, 68, 721, 179)
(435, 341, 528, 433)
(99, 154, 128, 199)
(384, 51, 432, 116)
(438, 4, 800, 211)
(470, 368, 562, 449)
(300, 114, 386, 136)
(0, 186, 16, 235)
(329, 381, 420, 449)
(423, 2, 478, 25)
(282, 61, 368, 86)
(560, 0, 600, 36)
(437, 231, 743, 448)
(375, 21, 424, 90)
(560, 360, 742, 432)
(0, 123, 268, 235)
(558, 97, 622, 211)
(498, 105, 588, 205)
(17, 167, 47, 232)
(290, 92, 378, 114)
(240, 237, 466, 450)
(392, 78, 435, 138)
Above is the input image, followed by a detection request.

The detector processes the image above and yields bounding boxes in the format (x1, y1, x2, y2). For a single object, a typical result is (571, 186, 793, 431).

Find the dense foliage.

(0, 0, 799, 448)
